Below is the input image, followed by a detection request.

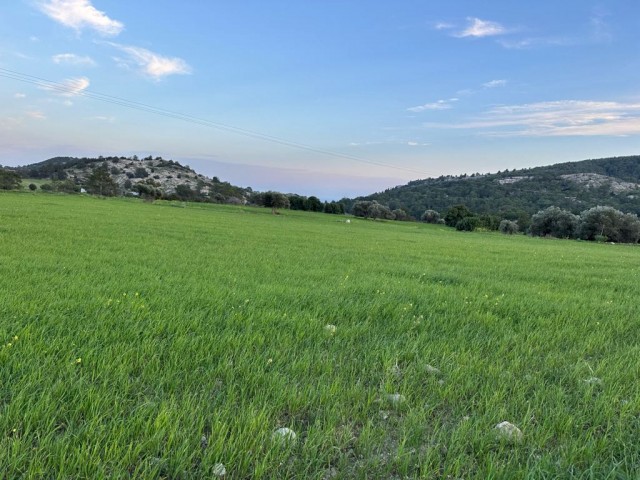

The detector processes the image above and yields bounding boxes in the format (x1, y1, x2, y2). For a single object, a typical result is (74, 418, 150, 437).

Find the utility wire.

(0, 67, 430, 176)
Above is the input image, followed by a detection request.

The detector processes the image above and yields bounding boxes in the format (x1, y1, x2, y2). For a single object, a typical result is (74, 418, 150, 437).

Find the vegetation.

(344, 155, 640, 219)
(0, 192, 638, 478)
(0, 168, 21, 190)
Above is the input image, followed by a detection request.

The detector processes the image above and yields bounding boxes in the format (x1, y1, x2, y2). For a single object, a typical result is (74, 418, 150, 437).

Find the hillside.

(13, 155, 250, 203)
(345, 155, 640, 219)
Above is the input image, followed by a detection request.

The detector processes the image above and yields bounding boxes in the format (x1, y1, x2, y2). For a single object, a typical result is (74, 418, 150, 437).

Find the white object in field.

(425, 364, 441, 375)
(272, 427, 297, 443)
(324, 324, 337, 334)
(494, 421, 523, 442)
(386, 393, 406, 405)
(212, 463, 226, 477)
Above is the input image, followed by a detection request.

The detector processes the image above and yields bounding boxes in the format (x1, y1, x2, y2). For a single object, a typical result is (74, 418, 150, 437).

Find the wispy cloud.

(426, 100, 640, 137)
(40, 76, 90, 97)
(26, 110, 47, 120)
(590, 8, 613, 43)
(52, 53, 96, 66)
(482, 79, 507, 88)
(109, 43, 192, 79)
(407, 98, 457, 112)
(14, 93, 27, 99)
(455, 17, 507, 38)
(38, 0, 123, 36)
(92, 115, 115, 123)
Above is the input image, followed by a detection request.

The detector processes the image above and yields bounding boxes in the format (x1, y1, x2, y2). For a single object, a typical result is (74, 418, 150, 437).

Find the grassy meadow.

(0, 192, 639, 479)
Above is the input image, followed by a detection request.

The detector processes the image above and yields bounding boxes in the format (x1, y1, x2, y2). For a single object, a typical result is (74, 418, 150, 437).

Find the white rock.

(425, 364, 441, 375)
(385, 393, 406, 405)
(494, 421, 523, 442)
(272, 427, 297, 444)
(324, 324, 337, 334)
(583, 377, 602, 385)
(212, 463, 226, 477)
(345, 219, 351, 224)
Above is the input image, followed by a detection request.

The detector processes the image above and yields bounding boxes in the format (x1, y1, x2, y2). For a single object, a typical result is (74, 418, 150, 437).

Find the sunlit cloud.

(407, 99, 457, 112)
(109, 43, 192, 79)
(52, 53, 96, 66)
(455, 17, 507, 38)
(38, 0, 123, 36)
(40, 76, 90, 97)
(483, 79, 507, 88)
(425, 100, 640, 137)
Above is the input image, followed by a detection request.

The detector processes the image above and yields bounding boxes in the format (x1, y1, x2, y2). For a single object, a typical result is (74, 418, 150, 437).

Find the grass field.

(1, 192, 639, 479)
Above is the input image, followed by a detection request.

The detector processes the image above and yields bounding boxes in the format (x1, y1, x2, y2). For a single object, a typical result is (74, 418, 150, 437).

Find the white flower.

(324, 324, 337, 334)
(385, 393, 406, 405)
(212, 462, 226, 477)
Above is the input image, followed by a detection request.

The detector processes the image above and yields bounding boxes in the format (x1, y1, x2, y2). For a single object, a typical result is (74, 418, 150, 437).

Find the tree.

(85, 165, 118, 196)
(420, 209, 440, 224)
(366, 202, 395, 220)
(0, 168, 21, 190)
(304, 196, 323, 212)
(262, 191, 290, 214)
(352, 201, 374, 218)
(577, 206, 640, 243)
(529, 206, 578, 238)
(455, 216, 478, 231)
(392, 209, 410, 221)
(444, 204, 472, 227)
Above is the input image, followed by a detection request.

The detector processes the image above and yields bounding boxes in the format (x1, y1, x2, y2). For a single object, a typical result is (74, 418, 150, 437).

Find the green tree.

(530, 206, 578, 238)
(420, 209, 440, 224)
(263, 191, 290, 214)
(305, 196, 323, 212)
(444, 204, 472, 227)
(85, 165, 118, 196)
(0, 168, 21, 190)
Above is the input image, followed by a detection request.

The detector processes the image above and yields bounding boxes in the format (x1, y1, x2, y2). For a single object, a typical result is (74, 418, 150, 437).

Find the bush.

(455, 216, 478, 231)
(530, 206, 579, 239)
(28, 183, 37, 191)
(578, 206, 640, 243)
(499, 219, 519, 235)
(420, 209, 440, 224)
(444, 204, 473, 227)
(134, 167, 149, 178)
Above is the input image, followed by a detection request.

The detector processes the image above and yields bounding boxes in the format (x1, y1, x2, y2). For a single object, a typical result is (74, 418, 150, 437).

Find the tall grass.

(0, 192, 638, 479)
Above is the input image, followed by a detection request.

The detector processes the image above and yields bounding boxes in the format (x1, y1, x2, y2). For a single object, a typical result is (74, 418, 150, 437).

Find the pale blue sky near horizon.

(1, 1, 639, 199)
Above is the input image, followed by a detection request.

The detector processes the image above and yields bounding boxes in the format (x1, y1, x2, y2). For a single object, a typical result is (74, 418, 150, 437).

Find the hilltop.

(13, 155, 250, 203)
(343, 155, 640, 219)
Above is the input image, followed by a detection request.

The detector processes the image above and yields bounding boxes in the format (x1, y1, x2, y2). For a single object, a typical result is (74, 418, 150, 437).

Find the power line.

(0, 67, 430, 176)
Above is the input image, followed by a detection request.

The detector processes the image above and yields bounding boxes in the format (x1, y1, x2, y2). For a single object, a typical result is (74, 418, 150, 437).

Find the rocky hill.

(14, 155, 250, 203)
(343, 155, 640, 219)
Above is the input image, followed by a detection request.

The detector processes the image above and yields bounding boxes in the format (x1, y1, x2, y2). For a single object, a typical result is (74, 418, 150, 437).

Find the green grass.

(1, 192, 639, 479)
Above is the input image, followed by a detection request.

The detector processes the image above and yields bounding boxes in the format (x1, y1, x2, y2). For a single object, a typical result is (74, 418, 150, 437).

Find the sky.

(1, 1, 639, 199)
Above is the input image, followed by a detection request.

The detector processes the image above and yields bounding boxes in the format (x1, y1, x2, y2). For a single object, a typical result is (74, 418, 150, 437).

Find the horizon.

(2, 1, 640, 199)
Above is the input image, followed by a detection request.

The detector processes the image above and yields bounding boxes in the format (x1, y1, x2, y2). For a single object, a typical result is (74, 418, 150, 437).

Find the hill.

(13, 155, 250, 203)
(344, 155, 640, 220)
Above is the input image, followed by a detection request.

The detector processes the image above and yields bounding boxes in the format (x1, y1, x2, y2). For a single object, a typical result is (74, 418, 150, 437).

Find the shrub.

(28, 183, 37, 191)
(578, 206, 640, 243)
(455, 216, 478, 231)
(530, 206, 579, 239)
(444, 204, 472, 227)
(499, 219, 519, 235)
(420, 209, 440, 224)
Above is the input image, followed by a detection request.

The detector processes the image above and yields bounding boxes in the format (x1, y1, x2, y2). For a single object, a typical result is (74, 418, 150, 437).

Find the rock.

(385, 393, 406, 405)
(272, 427, 297, 444)
(324, 324, 337, 334)
(494, 421, 523, 442)
(425, 364, 441, 375)
(212, 462, 226, 477)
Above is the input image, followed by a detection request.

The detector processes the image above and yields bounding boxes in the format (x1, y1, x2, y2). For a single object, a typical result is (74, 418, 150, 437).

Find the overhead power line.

(0, 67, 430, 176)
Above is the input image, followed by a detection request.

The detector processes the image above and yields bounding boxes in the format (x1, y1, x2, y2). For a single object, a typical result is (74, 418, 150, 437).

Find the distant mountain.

(343, 155, 640, 220)
(14, 155, 250, 203)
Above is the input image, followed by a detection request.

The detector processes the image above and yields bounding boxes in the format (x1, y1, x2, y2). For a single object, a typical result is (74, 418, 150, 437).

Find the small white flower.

(324, 324, 337, 334)
(425, 364, 441, 375)
(494, 421, 523, 442)
(583, 377, 602, 385)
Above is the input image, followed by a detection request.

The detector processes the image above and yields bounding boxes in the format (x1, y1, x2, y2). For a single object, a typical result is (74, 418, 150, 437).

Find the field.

(1, 192, 639, 479)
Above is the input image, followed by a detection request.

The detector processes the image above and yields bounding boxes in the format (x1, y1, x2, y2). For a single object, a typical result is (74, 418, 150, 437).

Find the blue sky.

(1, 1, 639, 198)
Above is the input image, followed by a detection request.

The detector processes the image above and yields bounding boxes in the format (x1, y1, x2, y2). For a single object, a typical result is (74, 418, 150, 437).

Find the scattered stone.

(212, 462, 226, 477)
(389, 362, 402, 378)
(425, 364, 441, 375)
(324, 324, 337, 335)
(385, 393, 406, 405)
(494, 421, 523, 442)
(583, 377, 602, 385)
(200, 434, 208, 449)
(272, 427, 297, 444)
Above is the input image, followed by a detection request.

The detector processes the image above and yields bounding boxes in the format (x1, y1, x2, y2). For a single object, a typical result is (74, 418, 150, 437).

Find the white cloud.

(483, 79, 507, 88)
(38, 0, 123, 36)
(434, 22, 454, 31)
(14, 93, 27, 99)
(40, 76, 90, 97)
(52, 53, 96, 66)
(26, 110, 47, 120)
(407, 99, 455, 112)
(426, 100, 640, 137)
(92, 115, 115, 122)
(456, 17, 506, 38)
(109, 43, 192, 79)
